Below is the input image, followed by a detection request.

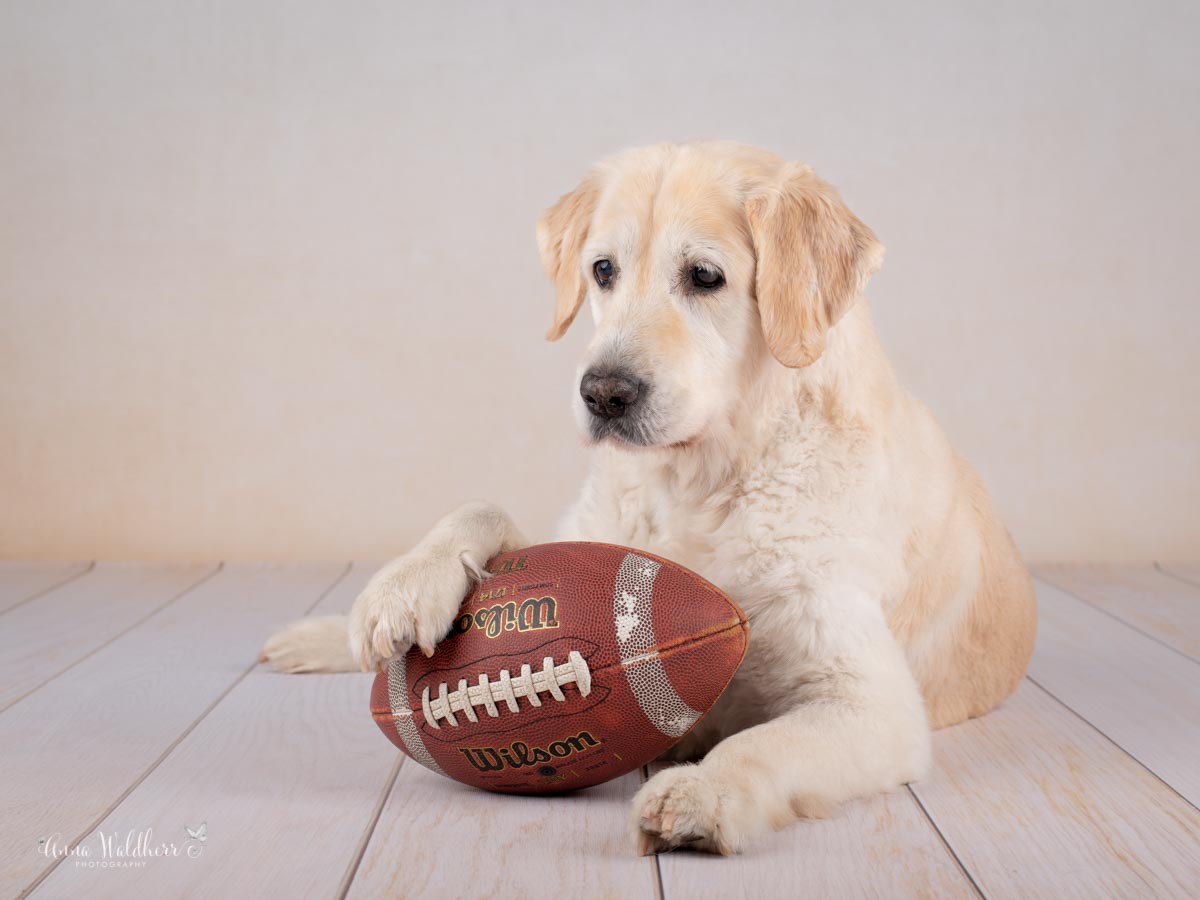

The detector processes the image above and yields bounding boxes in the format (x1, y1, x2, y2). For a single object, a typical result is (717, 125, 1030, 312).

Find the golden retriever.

(262, 141, 1037, 855)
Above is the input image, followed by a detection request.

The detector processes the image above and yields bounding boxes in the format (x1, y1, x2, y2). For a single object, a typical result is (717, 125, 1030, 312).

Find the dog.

(261, 141, 1037, 855)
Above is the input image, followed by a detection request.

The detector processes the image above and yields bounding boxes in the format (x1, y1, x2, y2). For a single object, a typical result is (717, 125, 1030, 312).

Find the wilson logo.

(459, 732, 600, 772)
(487, 555, 528, 575)
(450, 595, 559, 640)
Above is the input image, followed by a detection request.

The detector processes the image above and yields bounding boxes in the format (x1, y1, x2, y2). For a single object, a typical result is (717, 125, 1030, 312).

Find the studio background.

(2, 1, 1196, 563)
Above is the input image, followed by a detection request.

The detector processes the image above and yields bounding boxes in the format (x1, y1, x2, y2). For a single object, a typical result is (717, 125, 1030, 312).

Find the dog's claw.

(636, 831, 657, 856)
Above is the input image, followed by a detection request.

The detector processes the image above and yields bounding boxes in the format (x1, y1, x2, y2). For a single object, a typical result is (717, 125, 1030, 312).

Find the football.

(370, 541, 749, 794)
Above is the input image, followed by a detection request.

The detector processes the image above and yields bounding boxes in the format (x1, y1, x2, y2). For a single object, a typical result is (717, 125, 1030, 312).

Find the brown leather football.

(370, 541, 749, 794)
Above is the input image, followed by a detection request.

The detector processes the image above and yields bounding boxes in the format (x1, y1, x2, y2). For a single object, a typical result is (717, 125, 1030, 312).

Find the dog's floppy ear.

(746, 163, 884, 368)
(536, 173, 602, 341)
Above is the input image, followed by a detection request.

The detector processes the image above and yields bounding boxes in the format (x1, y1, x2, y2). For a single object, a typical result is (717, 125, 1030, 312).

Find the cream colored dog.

(262, 141, 1037, 855)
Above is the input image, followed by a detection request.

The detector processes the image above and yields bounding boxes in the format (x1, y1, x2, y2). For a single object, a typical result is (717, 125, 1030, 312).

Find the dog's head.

(537, 142, 883, 450)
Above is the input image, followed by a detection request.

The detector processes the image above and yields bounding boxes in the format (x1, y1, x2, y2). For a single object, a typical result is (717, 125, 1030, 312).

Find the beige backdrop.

(2, 2, 1197, 563)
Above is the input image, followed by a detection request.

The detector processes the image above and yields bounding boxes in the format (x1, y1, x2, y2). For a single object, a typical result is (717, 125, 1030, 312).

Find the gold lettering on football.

(459, 731, 600, 772)
(450, 595, 560, 640)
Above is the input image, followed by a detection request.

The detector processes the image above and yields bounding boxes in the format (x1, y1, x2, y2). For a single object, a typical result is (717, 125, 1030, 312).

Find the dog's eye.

(593, 259, 615, 289)
(690, 265, 725, 291)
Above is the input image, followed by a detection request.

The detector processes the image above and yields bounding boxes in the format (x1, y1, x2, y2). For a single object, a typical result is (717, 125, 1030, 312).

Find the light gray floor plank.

(1029, 576, 1200, 805)
(34, 563, 400, 898)
(1159, 562, 1200, 590)
(1035, 564, 1200, 659)
(0, 562, 92, 614)
(0, 562, 216, 711)
(653, 764, 977, 900)
(33, 564, 394, 900)
(8, 560, 1200, 898)
(349, 767, 657, 899)
(3, 562, 345, 898)
(912, 680, 1200, 900)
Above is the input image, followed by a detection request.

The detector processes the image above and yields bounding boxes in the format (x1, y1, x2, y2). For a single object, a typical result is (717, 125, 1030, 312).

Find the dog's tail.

(260, 614, 357, 673)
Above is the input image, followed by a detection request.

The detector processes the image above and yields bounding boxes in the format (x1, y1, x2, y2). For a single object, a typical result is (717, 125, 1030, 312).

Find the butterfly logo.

(185, 822, 207, 843)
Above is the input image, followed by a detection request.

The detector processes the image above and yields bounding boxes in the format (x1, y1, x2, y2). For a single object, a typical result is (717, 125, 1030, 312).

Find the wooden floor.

(2, 562, 1198, 899)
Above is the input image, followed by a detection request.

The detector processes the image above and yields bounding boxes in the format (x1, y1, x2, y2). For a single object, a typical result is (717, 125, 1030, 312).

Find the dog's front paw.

(348, 548, 482, 671)
(632, 765, 746, 856)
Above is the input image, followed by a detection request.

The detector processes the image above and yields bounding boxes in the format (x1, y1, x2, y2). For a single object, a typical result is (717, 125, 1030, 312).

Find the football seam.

(592, 615, 748, 678)
(369, 616, 749, 719)
(552, 540, 748, 619)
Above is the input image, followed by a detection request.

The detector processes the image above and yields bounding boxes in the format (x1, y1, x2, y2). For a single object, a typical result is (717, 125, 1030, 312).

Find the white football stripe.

(387, 655, 447, 775)
(613, 553, 702, 739)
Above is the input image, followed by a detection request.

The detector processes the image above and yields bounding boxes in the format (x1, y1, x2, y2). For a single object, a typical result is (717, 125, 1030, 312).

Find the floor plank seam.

(336, 754, 406, 900)
(1024, 676, 1200, 814)
(905, 785, 987, 899)
(0, 562, 224, 718)
(1153, 561, 1200, 591)
(1031, 575, 1200, 666)
(18, 562, 353, 899)
(640, 766, 667, 900)
(305, 561, 354, 616)
(0, 561, 96, 619)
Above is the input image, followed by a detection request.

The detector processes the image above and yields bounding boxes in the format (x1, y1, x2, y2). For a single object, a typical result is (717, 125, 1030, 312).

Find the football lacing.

(420, 650, 592, 728)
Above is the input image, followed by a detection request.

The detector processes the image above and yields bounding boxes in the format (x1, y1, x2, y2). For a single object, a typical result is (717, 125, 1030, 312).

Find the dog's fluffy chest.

(575, 419, 900, 613)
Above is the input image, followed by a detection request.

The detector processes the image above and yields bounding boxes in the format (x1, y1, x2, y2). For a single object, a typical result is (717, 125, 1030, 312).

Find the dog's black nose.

(580, 370, 642, 419)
